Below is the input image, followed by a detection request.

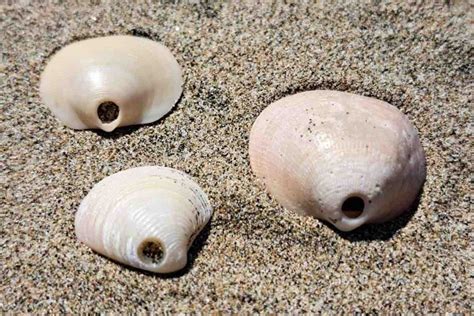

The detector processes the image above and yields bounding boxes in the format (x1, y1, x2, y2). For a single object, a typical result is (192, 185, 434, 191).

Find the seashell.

(249, 90, 426, 232)
(40, 35, 183, 132)
(75, 166, 212, 273)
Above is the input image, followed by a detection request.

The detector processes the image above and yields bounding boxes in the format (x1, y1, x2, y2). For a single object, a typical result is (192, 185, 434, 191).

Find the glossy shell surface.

(40, 35, 183, 132)
(75, 166, 212, 273)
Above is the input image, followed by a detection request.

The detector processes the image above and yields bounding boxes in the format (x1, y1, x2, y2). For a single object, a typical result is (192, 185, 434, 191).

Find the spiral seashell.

(75, 166, 212, 273)
(249, 90, 426, 231)
(40, 35, 183, 132)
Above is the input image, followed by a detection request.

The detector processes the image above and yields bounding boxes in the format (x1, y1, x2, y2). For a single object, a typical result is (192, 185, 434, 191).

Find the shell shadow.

(126, 28, 161, 41)
(325, 187, 424, 242)
(94, 221, 212, 278)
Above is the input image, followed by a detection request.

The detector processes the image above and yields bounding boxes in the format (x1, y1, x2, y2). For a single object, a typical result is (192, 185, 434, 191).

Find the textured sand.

(1, 1, 472, 313)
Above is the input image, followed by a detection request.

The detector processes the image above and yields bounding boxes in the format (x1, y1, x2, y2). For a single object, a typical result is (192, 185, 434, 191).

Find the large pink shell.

(249, 90, 426, 231)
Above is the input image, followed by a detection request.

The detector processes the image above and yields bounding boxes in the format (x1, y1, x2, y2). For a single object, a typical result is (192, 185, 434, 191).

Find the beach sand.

(1, 1, 471, 313)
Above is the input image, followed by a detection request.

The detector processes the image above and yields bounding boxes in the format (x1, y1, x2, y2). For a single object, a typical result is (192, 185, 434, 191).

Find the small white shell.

(75, 166, 212, 273)
(40, 35, 183, 132)
(249, 90, 426, 231)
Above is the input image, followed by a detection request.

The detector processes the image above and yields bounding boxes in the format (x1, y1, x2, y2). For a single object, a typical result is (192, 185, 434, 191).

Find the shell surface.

(40, 35, 183, 132)
(249, 90, 426, 231)
(75, 166, 212, 273)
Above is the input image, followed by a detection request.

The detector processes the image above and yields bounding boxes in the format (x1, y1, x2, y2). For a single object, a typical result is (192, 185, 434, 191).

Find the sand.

(1, 1, 472, 313)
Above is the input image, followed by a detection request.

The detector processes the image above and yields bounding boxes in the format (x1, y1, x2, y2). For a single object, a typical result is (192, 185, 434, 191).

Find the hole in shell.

(341, 196, 365, 218)
(138, 239, 164, 265)
(97, 101, 119, 123)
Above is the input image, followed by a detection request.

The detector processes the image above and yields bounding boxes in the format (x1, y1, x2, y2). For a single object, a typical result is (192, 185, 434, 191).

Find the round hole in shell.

(97, 101, 119, 123)
(341, 196, 365, 218)
(138, 238, 164, 265)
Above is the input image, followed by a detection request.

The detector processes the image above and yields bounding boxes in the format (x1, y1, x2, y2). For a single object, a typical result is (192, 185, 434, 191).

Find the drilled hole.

(138, 239, 164, 264)
(341, 196, 365, 218)
(97, 102, 119, 123)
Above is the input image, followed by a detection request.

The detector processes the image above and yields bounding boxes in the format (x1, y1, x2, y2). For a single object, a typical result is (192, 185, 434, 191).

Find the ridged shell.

(75, 166, 212, 273)
(40, 35, 183, 132)
(249, 90, 426, 231)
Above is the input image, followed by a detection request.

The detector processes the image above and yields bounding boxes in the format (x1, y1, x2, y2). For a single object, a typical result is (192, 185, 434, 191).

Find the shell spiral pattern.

(75, 166, 212, 273)
(249, 90, 426, 231)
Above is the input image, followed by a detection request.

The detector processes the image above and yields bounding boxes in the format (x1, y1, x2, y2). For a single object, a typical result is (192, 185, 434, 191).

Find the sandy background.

(1, 1, 472, 313)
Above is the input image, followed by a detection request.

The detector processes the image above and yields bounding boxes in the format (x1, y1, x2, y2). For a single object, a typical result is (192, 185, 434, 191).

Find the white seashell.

(40, 35, 183, 132)
(249, 90, 426, 232)
(75, 166, 212, 273)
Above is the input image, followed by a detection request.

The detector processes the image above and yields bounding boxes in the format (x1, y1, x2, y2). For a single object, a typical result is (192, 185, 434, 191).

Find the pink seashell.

(249, 90, 426, 231)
